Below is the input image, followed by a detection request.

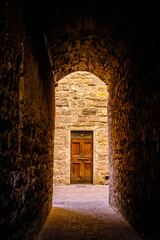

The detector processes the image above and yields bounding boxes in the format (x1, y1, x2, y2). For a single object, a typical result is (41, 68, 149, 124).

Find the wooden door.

(71, 132, 93, 184)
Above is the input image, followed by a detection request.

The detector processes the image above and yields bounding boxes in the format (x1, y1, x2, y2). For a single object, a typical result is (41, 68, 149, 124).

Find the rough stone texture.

(42, 2, 160, 239)
(42, 1, 123, 85)
(54, 71, 108, 185)
(1, 1, 160, 240)
(108, 9, 160, 240)
(0, 1, 54, 239)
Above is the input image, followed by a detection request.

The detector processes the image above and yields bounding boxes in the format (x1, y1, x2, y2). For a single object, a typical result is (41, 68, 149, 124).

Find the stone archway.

(54, 71, 109, 185)
(2, 1, 159, 239)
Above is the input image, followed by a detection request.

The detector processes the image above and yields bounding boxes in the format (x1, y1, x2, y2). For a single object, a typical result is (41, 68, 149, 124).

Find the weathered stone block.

(78, 100, 86, 107)
(56, 99, 69, 107)
(94, 100, 107, 107)
(82, 108, 97, 115)
(78, 116, 89, 122)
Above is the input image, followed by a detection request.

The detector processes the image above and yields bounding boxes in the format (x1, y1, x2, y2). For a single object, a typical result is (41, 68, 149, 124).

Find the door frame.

(70, 129, 95, 184)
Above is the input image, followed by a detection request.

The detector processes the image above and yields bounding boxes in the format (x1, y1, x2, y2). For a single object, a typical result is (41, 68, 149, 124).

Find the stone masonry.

(1, 1, 159, 240)
(54, 71, 109, 185)
(0, 1, 54, 239)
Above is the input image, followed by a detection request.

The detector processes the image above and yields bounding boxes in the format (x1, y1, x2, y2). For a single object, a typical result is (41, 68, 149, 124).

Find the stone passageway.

(38, 186, 142, 240)
(1, 1, 159, 239)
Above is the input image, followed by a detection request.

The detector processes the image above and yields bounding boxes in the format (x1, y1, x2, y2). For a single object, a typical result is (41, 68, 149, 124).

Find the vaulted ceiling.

(24, 0, 155, 83)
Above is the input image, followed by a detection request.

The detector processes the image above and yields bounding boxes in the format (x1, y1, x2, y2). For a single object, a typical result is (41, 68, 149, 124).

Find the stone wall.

(0, 1, 55, 239)
(54, 71, 108, 185)
(108, 14, 160, 240)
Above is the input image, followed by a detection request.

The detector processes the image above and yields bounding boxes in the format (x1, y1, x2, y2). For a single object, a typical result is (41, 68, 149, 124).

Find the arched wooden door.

(71, 131, 93, 184)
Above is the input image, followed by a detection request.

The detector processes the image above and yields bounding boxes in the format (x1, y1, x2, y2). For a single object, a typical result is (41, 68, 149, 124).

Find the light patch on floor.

(38, 185, 142, 240)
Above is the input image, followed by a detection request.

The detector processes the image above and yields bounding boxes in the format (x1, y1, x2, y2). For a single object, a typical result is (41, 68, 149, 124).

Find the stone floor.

(38, 185, 142, 240)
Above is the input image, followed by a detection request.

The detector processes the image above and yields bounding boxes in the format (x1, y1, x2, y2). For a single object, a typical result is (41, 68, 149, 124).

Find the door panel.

(72, 142, 80, 155)
(84, 163, 92, 177)
(71, 132, 93, 184)
(72, 163, 80, 177)
(84, 142, 92, 155)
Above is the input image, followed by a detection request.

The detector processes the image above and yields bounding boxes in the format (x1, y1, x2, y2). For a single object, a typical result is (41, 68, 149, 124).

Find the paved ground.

(38, 185, 142, 240)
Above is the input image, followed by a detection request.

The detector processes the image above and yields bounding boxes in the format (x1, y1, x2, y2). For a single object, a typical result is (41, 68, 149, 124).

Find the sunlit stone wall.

(54, 71, 108, 184)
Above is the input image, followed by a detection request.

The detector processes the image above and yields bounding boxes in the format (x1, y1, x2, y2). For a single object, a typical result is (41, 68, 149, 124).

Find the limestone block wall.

(54, 71, 108, 185)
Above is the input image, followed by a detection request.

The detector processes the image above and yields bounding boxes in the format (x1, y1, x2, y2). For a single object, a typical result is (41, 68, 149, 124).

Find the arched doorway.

(53, 71, 109, 185)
